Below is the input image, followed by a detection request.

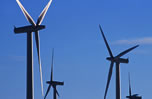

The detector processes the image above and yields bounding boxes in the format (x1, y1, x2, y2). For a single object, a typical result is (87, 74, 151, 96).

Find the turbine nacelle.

(126, 95, 142, 99)
(14, 25, 45, 33)
(46, 81, 64, 86)
(106, 57, 129, 63)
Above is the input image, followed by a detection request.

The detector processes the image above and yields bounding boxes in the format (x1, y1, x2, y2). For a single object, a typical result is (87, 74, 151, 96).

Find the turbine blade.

(99, 25, 113, 57)
(104, 62, 114, 99)
(116, 45, 139, 58)
(35, 31, 44, 96)
(52, 86, 60, 97)
(44, 85, 51, 99)
(56, 89, 60, 97)
(51, 49, 54, 81)
(36, 0, 52, 25)
(16, 0, 36, 26)
(128, 73, 132, 97)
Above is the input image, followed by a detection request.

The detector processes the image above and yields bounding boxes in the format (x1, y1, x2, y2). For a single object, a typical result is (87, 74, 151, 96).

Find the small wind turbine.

(99, 25, 139, 99)
(126, 73, 142, 99)
(44, 49, 64, 99)
(14, 0, 52, 99)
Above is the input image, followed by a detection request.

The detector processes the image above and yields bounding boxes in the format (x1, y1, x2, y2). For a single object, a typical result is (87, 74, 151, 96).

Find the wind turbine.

(44, 49, 64, 99)
(126, 73, 142, 99)
(99, 25, 139, 99)
(14, 0, 52, 99)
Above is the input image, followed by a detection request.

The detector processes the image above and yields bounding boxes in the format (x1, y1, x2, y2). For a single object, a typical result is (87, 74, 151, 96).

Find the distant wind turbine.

(99, 25, 139, 99)
(44, 49, 64, 99)
(126, 73, 142, 99)
(14, 0, 52, 99)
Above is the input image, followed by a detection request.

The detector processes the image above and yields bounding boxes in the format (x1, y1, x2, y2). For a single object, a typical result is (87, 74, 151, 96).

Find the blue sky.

(1, 0, 152, 99)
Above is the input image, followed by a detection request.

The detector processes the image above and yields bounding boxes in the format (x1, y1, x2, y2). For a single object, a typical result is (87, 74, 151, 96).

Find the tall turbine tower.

(44, 49, 64, 99)
(99, 25, 139, 99)
(14, 0, 52, 99)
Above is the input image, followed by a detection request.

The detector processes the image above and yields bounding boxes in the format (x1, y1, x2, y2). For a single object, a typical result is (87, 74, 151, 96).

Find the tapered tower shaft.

(116, 62, 121, 99)
(26, 33, 34, 99)
(53, 86, 57, 99)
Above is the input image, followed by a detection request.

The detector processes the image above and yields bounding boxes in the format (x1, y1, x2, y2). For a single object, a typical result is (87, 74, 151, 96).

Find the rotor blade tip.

(99, 24, 101, 28)
(134, 45, 139, 49)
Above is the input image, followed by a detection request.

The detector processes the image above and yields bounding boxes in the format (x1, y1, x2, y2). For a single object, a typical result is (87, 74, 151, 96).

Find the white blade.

(35, 31, 44, 96)
(39, 57, 44, 96)
(36, 0, 52, 25)
(16, 0, 36, 26)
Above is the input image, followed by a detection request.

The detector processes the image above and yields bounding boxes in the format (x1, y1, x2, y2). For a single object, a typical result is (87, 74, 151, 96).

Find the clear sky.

(1, 0, 152, 99)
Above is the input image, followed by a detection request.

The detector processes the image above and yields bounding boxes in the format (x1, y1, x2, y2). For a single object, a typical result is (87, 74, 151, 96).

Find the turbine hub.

(106, 57, 129, 63)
